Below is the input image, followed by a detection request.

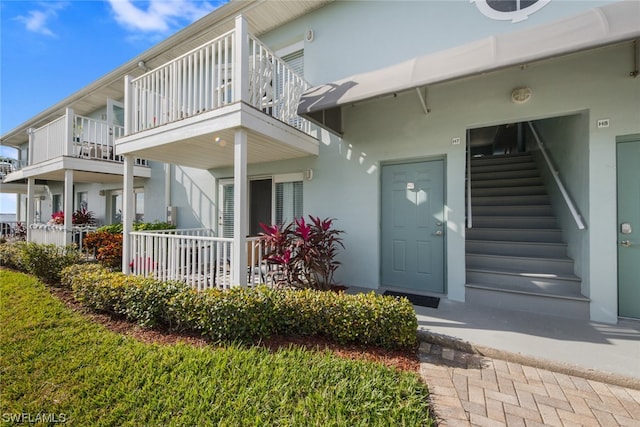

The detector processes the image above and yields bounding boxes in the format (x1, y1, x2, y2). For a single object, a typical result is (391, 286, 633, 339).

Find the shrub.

(97, 223, 123, 234)
(83, 231, 123, 269)
(122, 278, 191, 328)
(133, 221, 175, 231)
(66, 266, 417, 348)
(72, 207, 96, 225)
(0, 241, 28, 271)
(20, 243, 82, 284)
(260, 216, 344, 290)
(97, 221, 176, 234)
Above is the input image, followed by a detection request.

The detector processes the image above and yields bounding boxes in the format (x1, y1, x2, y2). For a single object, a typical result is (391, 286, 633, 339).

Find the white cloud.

(107, 0, 218, 33)
(15, 2, 69, 37)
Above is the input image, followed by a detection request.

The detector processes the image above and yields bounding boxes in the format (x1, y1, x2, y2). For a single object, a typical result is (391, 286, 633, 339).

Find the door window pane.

(52, 194, 63, 214)
(76, 192, 88, 211)
(135, 192, 144, 222)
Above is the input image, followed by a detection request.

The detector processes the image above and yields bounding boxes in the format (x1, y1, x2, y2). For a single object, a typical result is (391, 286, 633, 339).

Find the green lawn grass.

(0, 270, 434, 426)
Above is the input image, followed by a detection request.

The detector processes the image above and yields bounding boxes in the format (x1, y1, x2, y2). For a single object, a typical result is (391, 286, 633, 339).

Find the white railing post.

(26, 178, 34, 241)
(63, 169, 73, 246)
(64, 107, 74, 156)
(124, 75, 133, 135)
(27, 128, 34, 165)
(234, 15, 249, 104)
(122, 155, 134, 274)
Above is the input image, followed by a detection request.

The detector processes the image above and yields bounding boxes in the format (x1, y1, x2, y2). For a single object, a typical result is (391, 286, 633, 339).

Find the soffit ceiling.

(1, 0, 333, 147)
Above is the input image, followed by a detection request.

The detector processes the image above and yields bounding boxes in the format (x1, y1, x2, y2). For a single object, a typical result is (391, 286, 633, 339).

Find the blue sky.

(0, 0, 225, 213)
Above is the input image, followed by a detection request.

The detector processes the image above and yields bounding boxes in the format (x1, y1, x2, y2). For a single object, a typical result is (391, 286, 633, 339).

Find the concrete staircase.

(465, 152, 589, 319)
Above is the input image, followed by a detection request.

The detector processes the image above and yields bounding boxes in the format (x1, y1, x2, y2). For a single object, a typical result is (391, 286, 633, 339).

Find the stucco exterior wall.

(307, 43, 638, 323)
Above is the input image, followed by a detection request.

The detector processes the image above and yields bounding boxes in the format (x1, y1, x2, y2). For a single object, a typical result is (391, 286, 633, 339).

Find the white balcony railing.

(129, 229, 267, 290)
(0, 157, 26, 178)
(32, 116, 67, 164)
(128, 18, 312, 136)
(29, 112, 147, 166)
(29, 224, 97, 250)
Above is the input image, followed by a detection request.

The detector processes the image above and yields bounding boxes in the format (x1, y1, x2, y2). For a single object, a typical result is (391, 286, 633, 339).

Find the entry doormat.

(383, 291, 440, 308)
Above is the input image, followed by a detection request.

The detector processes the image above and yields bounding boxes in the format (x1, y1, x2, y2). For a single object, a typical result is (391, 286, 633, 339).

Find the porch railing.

(129, 229, 266, 290)
(128, 17, 312, 136)
(0, 221, 26, 240)
(29, 112, 147, 166)
(29, 224, 97, 250)
(32, 116, 67, 164)
(0, 157, 26, 178)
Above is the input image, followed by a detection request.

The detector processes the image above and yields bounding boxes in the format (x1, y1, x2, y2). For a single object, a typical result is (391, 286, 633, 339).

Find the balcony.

(116, 15, 319, 170)
(118, 16, 319, 286)
(2, 111, 150, 184)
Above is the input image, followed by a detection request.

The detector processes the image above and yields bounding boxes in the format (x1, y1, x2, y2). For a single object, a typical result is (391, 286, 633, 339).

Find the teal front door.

(617, 139, 640, 319)
(381, 160, 445, 293)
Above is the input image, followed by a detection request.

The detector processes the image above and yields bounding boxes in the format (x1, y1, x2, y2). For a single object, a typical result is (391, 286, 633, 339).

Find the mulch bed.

(48, 286, 420, 373)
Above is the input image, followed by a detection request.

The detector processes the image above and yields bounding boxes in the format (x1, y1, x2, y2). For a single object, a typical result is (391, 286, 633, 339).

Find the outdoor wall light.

(305, 29, 314, 42)
(511, 87, 532, 104)
(138, 61, 149, 72)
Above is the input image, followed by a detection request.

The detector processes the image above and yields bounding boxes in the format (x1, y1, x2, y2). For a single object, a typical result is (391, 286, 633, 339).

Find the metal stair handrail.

(527, 121, 586, 230)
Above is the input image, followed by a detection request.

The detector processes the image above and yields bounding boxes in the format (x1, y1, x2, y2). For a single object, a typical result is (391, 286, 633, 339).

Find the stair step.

(471, 162, 537, 174)
(466, 253, 575, 275)
(471, 216, 557, 229)
(466, 228, 563, 242)
(470, 154, 533, 166)
(466, 267, 581, 288)
(466, 240, 568, 258)
(472, 177, 542, 188)
(465, 284, 589, 319)
(471, 185, 547, 197)
(471, 169, 540, 180)
(470, 205, 554, 216)
(471, 194, 550, 206)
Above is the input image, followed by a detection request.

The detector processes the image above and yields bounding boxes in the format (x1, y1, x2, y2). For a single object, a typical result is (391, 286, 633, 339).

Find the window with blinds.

(275, 181, 303, 226)
(222, 184, 235, 238)
(282, 50, 304, 78)
(220, 179, 303, 237)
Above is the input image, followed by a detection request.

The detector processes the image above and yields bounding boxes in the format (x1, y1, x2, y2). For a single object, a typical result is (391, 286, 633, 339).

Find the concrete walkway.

(419, 342, 640, 426)
(414, 299, 640, 383)
(410, 299, 640, 426)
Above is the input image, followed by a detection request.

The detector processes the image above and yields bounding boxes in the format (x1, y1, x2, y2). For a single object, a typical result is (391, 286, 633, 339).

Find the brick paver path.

(419, 342, 640, 427)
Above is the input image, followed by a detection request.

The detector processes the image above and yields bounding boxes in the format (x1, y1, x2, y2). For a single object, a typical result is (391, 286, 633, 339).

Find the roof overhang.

(0, 182, 47, 195)
(1, 0, 333, 147)
(298, 0, 640, 135)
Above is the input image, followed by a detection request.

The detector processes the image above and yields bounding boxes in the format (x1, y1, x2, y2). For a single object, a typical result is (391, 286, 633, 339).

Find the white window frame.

(218, 172, 304, 236)
(110, 188, 144, 223)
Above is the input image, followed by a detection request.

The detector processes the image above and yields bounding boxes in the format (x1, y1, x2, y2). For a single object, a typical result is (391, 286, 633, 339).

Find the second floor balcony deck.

(2, 111, 150, 184)
(116, 15, 319, 171)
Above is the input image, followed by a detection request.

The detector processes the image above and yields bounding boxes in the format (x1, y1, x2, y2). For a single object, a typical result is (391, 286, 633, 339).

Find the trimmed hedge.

(61, 264, 418, 349)
(0, 242, 81, 284)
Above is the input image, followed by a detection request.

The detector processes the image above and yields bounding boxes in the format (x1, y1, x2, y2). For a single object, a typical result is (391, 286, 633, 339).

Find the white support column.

(232, 129, 248, 286)
(64, 107, 74, 156)
(26, 178, 35, 241)
(63, 169, 73, 246)
(122, 155, 134, 274)
(234, 15, 249, 104)
(16, 194, 22, 222)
